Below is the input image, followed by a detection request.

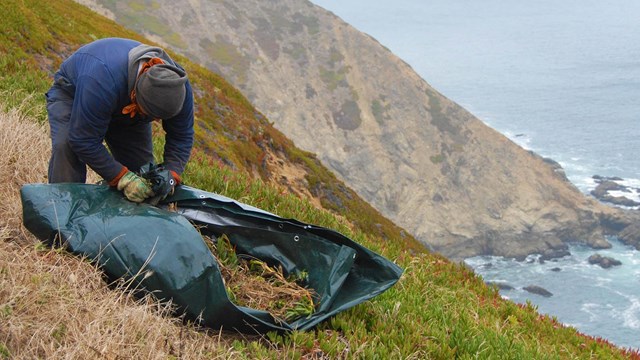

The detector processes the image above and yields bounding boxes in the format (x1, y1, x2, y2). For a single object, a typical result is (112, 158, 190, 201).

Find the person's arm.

(66, 56, 153, 203)
(67, 72, 126, 183)
(161, 80, 195, 181)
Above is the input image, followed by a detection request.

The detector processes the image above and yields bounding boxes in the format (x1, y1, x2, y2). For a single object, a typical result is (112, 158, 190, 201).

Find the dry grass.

(0, 94, 98, 241)
(0, 106, 249, 359)
(0, 242, 245, 359)
(0, 99, 49, 243)
(208, 235, 316, 323)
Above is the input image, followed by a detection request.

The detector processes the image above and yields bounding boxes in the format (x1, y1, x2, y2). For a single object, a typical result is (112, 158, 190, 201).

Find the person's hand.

(117, 171, 154, 203)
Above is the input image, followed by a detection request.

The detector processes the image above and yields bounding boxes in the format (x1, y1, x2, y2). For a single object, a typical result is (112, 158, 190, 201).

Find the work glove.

(117, 171, 155, 203)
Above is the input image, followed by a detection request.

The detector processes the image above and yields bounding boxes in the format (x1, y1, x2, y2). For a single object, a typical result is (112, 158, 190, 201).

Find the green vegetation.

(430, 154, 445, 164)
(0, 343, 10, 359)
(1, 0, 639, 358)
(333, 100, 362, 131)
(371, 98, 391, 125)
(199, 36, 250, 84)
(124, 12, 186, 49)
(261, 7, 298, 37)
(283, 42, 307, 62)
(292, 13, 321, 35)
(127, 1, 145, 12)
(94, 1, 186, 48)
(426, 90, 460, 137)
(318, 65, 347, 91)
(328, 47, 345, 67)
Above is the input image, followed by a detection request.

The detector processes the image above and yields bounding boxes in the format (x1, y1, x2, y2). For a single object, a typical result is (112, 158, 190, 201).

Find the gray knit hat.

(135, 64, 187, 119)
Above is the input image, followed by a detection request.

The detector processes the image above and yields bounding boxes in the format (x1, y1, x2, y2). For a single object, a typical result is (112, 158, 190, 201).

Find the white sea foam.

(581, 303, 601, 322)
(503, 130, 532, 150)
(577, 176, 599, 192)
(608, 189, 640, 201)
(590, 177, 640, 209)
(617, 297, 640, 329)
(594, 276, 614, 285)
(617, 178, 640, 187)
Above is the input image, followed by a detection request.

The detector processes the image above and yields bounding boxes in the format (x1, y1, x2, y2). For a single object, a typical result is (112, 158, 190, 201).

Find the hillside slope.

(3, 0, 428, 255)
(77, 0, 640, 260)
(2, 1, 640, 358)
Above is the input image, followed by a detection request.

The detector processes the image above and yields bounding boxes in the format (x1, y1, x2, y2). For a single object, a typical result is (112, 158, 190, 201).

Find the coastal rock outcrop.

(619, 223, 640, 249)
(591, 176, 640, 207)
(587, 254, 622, 269)
(600, 211, 640, 250)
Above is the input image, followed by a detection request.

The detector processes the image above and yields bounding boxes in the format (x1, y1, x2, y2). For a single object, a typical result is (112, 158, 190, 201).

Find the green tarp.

(20, 184, 402, 333)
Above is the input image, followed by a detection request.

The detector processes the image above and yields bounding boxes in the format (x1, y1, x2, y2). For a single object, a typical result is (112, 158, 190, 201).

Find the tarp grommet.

(294, 235, 300, 242)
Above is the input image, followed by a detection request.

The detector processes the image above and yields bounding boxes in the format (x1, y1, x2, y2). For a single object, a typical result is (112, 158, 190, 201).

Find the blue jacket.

(56, 38, 194, 181)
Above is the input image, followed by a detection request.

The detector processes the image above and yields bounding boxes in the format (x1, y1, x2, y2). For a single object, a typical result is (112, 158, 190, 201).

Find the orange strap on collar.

(122, 57, 165, 118)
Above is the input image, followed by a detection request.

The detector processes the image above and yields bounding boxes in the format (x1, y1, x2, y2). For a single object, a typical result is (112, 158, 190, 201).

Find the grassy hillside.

(0, 0, 638, 358)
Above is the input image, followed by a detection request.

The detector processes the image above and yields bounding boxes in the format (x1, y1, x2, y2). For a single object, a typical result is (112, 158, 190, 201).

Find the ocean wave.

(619, 178, 640, 188)
(503, 130, 532, 149)
(614, 296, 640, 329)
(581, 303, 601, 322)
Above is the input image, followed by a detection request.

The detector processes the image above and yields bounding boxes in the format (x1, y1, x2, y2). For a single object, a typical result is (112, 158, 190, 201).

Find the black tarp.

(21, 183, 402, 333)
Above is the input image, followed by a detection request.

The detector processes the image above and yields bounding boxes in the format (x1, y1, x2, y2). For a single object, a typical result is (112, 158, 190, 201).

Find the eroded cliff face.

(76, 0, 636, 260)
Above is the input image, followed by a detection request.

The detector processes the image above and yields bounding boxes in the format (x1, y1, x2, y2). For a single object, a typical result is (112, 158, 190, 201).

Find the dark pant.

(46, 83, 154, 183)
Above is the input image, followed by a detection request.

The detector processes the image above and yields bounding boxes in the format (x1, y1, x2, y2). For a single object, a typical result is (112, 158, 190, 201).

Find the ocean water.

(466, 239, 640, 349)
(311, 0, 640, 349)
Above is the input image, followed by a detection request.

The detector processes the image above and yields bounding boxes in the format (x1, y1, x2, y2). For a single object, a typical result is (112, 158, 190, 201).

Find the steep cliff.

(76, 0, 639, 260)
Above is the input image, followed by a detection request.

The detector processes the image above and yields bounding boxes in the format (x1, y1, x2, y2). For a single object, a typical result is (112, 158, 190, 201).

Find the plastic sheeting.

(21, 183, 402, 333)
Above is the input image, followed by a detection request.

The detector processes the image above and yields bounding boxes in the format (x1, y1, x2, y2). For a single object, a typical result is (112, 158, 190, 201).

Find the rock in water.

(587, 254, 622, 269)
(486, 281, 514, 291)
(523, 285, 553, 297)
(590, 177, 640, 207)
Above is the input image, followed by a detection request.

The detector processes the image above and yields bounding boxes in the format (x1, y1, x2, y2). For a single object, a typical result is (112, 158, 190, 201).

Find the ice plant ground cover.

(1, 0, 639, 357)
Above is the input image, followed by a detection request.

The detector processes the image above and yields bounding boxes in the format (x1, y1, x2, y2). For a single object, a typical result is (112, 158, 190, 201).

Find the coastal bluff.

(77, 0, 640, 260)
